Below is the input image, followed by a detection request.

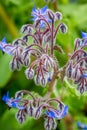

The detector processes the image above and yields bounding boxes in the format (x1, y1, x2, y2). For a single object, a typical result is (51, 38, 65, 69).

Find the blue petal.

(77, 122, 87, 129)
(2, 95, 7, 102)
(40, 22, 45, 28)
(32, 6, 37, 13)
(60, 105, 68, 118)
(47, 77, 51, 82)
(2, 91, 10, 102)
(2, 37, 6, 44)
(11, 102, 17, 108)
(81, 32, 87, 38)
(41, 6, 48, 14)
(46, 110, 56, 118)
(82, 73, 87, 78)
(77, 122, 81, 127)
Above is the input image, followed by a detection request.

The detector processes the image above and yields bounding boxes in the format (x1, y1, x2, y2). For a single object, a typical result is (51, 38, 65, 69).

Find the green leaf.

(0, 54, 12, 87)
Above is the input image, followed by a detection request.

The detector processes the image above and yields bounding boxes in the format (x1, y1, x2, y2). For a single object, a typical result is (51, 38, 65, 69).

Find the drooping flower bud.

(16, 109, 26, 124)
(34, 75, 41, 85)
(41, 77, 47, 87)
(59, 23, 68, 34)
(25, 68, 34, 79)
(55, 12, 62, 20)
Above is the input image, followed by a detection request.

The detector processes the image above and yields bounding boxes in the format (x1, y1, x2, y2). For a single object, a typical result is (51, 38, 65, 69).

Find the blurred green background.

(1, 0, 87, 130)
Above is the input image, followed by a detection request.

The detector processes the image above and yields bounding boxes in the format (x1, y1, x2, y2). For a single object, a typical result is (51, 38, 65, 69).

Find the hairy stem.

(45, 67, 58, 98)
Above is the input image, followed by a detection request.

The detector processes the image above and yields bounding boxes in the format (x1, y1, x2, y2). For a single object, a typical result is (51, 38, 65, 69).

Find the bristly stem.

(51, 20, 54, 55)
(45, 67, 58, 98)
(54, 23, 63, 38)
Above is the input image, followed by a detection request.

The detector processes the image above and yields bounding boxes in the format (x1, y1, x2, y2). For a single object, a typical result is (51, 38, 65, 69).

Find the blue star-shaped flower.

(0, 37, 16, 55)
(2, 92, 25, 109)
(46, 105, 68, 119)
(31, 6, 50, 28)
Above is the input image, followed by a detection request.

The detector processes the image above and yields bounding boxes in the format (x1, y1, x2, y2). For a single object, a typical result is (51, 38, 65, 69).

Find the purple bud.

(55, 12, 62, 20)
(44, 118, 52, 130)
(34, 106, 43, 119)
(72, 65, 81, 81)
(9, 60, 16, 71)
(15, 91, 23, 99)
(34, 75, 41, 85)
(21, 24, 33, 34)
(9, 58, 22, 71)
(59, 23, 68, 34)
(41, 77, 47, 87)
(16, 110, 26, 124)
(66, 61, 73, 78)
(16, 60, 21, 70)
(50, 118, 57, 130)
(23, 36, 28, 42)
(74, 38, 82, 50)
(25, 68, 34, 79)
(47, 10, 55, 21)
(23, 58, 29, 66)
(28, 102, 34, 117)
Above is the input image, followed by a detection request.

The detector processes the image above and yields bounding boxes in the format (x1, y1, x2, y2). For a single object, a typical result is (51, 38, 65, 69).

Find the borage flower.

(0, 37, 16, 55)
(46, 105, 68, 119)
(4, 90, 68, 130)
(25, 54, 56, 86)
(66, 32, 87, 94)
(2, 91, 26, 109)
(31, 6, 50, 28)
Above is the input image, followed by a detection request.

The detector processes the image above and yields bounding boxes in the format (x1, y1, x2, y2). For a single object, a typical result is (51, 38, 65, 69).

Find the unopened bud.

(41, 77, 47, 87)
(25, 68, 34, 79)
(55, 12, 62, 20)
(47, 10, 55, 21)
(59, 23, 68, 34)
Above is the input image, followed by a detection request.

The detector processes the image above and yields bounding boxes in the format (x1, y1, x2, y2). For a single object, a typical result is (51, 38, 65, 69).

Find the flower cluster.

(0, 6, 67, 87)
(2, 90, 68, 130)
(66, 32, 87, 94)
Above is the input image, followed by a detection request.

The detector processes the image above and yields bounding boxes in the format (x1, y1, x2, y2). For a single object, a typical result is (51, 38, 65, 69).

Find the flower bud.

(66, 61, 73, 78)
(15, 91, 23, 99)
(28, 102, 35, 117)
(16, 110, 26, 124)
(21, 24, 33, 34)
(9, 59, 16, 71)
(47, 10, 55, 21)
(23, 36, 28, 42)
(44, 117, 52, 130)
(25, 68, 34, 79)
(41, 77, 47, 87)
(59, 23, 68, 34)
(72, 65, 81, 81)
(34, 106, 43, 119)
(23, 58, 29, 66)
(55, 12, 62, 20)
(34, 75, 41, 85)
(74, 38, 82, 50)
